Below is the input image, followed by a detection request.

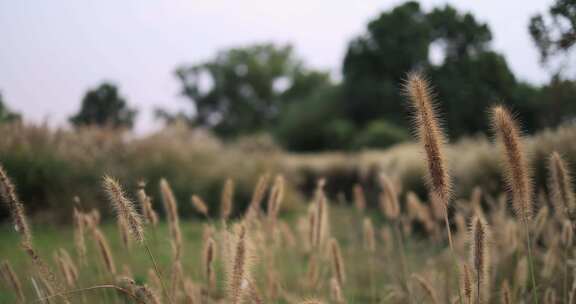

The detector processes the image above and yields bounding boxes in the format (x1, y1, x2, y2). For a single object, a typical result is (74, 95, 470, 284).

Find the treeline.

(2, 1, 576, 152)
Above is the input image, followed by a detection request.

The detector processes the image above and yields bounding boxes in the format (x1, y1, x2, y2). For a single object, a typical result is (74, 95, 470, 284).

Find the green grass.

(0, 206, 446, 303)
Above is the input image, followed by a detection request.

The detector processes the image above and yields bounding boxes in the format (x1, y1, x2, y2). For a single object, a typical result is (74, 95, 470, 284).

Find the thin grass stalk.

(144, 242, 173, 304)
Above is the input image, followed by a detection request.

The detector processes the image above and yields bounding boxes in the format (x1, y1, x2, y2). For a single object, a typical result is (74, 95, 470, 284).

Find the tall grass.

(2, 76, 576, 303)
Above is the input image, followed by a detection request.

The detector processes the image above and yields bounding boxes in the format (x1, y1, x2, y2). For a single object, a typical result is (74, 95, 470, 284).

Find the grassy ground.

(0, 206, 443, 303)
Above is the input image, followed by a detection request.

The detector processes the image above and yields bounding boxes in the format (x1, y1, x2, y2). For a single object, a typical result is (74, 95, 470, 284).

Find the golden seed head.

(491, 105, 533, 221)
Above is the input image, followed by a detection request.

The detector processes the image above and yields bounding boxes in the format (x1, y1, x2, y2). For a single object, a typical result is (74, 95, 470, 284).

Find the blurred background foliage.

(1, 0, 576, 221)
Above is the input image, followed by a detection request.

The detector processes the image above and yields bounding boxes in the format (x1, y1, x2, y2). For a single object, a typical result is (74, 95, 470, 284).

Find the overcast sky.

(0, 0, 552, 133)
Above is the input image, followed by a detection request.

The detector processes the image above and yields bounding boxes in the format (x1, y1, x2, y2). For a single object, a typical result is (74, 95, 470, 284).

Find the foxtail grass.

(405, 72, 461, 304)
(491, 105, 538, 303)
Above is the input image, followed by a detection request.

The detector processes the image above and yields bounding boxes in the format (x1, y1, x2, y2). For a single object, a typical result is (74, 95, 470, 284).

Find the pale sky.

(0, 0, 552, 133)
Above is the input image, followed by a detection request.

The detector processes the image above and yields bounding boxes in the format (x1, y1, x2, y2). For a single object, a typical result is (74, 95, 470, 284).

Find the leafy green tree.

(69, 83, 137, 129)
(173, 43, 331, 137)
(343, 2, 528, 138)
(342, 2, 429, 126)
(0, 92, 22, 123)
(529, 0, 576, 67)
(275, 85, 353, 151)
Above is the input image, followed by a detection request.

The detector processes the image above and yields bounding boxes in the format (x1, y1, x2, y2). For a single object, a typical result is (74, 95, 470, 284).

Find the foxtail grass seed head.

(267, 175, 285, 221)
(413, 274, 439, 304)
(137, 182, 158, 227)
(160, 178, 179, 223)
(353, 183, 366, 212)
(329, 238, 346, 287)
(548, 151, 575, 219)
(227, 225, 251, 304)
(470, 215, 490, 302)
(203, 237, 216, 290)
(405, 72, 451, 206)
(312, 191, 326, 248)
(461, 263, 473, 304)
(103, 176, 144, 244)
(191, 194, 209, 217)
(380, 175, 400, 220)
(73, 207, 86, 264)
(491, 106, 533, 221)
(330, 277, 344, 303)
(363, 217, 376, 252)
(160, 178, 182, 257)
(93, 228, 116, 274)
(500, 280, 512, 304)
(247, 173, 271, 217)
(135, 284, 161, 304)
(562, 219, 573, 247)
(221, 178, 235, 220)
(0, 164, 31, 247)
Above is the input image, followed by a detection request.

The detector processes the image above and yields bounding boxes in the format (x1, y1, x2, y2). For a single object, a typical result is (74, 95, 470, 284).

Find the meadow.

(1, 73, 576, 303)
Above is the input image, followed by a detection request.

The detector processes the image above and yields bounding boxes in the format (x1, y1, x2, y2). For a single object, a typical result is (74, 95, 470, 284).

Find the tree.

(342, 2, 430, 126)
(69, 83, 137, 129)
(0, 92, 22, 123)
(172, 43, 331, 137)
(342, 2, 529, 138)
(529, 0, 576, 71)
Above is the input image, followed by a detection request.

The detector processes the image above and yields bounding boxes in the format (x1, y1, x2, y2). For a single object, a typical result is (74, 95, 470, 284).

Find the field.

(1, 74, 575, 304)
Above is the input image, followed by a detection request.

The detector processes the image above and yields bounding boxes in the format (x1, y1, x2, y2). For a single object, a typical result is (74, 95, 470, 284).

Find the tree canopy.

(342, 2, 526, 138)
(172, 44, 331, 137)
(69, 83, 137, 129)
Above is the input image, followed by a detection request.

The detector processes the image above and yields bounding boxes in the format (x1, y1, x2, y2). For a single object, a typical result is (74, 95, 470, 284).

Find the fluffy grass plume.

(0, 164, 31, 246)
(491, 105, 533, 221)
(103, 176, 144, 244)
(548, 151, 575, 219)
(405, 72, 451, 205)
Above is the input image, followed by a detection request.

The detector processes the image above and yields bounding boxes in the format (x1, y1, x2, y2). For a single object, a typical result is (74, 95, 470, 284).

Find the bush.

(354, 120, 410, 149)
(0, 123, 302, 223)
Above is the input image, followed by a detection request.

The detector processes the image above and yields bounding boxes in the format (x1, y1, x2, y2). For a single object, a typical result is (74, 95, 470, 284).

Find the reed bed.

(1, 73, 576, 303)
